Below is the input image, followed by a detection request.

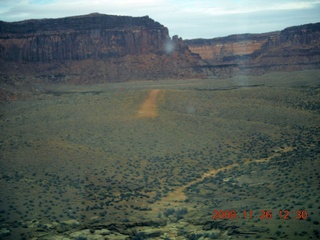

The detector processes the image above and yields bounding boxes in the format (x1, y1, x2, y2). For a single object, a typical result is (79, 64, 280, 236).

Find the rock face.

(0, 13, 200, 83)
(254, 23, 320, 68)
(186, 23, 320, 77)
(185, 33, 278, 61)
(0, 13, 319, 85)
(0, 13, 168, 61)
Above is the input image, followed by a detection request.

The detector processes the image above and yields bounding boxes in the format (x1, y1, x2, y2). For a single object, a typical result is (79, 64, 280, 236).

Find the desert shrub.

(188, 233, 204, 240)
(76, 236, 88, 240)
(132, 231, 147, 240)
(164, 208, 175, 217)
(175, 208, 188, 220)
(203, 232, 219, 239)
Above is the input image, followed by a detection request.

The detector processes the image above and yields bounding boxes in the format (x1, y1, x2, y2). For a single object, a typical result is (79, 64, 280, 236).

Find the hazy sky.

(0, 0, 319, 39)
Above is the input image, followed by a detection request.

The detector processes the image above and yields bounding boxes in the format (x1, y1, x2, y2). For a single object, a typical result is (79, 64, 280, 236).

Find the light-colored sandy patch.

(138, 89, 161, 118)
(151, 146, 294, 213)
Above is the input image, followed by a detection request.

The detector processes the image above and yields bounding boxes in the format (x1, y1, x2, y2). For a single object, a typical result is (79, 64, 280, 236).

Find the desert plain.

(0, 70, 319, 239)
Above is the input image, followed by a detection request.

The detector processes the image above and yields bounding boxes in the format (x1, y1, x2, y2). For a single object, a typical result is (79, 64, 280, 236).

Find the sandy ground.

(138, 89, 161, 118)
(151, 146, 294, 212)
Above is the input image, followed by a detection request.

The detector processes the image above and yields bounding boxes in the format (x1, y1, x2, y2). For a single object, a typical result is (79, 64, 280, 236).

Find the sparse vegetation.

(0, 70, 319, 239)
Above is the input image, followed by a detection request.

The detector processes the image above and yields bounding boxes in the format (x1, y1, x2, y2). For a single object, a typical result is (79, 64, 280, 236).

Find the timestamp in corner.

(212, 209, 309, 220)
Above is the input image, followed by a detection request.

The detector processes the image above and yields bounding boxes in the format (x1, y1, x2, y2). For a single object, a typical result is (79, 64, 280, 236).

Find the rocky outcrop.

(0, 13, 319, 87)
(0, 13, 201, 83)
(185, 32, 278, 61)
(186, 23, 320, 77)
(253, 23, 320, 68)
(0, 13, 168, 61)
(262, 23, 320, 50)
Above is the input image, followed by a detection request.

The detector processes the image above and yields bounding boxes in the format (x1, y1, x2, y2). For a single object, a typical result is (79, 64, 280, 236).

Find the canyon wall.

(186, 23, 320, 76)
(0, 13, 319, 85)
(0, 13, 200, 83)
(185, 33, 278, 61)
(0, 13, 169, 61)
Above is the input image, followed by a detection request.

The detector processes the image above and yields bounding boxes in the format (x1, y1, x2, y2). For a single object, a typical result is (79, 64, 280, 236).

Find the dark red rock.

(0, 13, 169, 61)
(186, 22, 320, 77)
(0, 13, 201, 82)
(0, 14, 319, 83)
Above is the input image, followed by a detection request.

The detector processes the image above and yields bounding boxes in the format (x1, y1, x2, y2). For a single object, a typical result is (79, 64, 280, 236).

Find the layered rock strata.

(0, 13, 200, 83)
(0, 14, 319, 85)
(186, 23, 320, 77)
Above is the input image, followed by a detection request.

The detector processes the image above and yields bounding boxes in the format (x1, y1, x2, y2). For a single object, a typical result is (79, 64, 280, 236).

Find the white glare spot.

(164, 39, 175, 54)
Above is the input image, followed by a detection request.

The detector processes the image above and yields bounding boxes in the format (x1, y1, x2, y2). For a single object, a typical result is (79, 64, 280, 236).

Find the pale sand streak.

(151, 147, 293, 212)
(138, 89, 161, 118)
(136, 90, 293, 212)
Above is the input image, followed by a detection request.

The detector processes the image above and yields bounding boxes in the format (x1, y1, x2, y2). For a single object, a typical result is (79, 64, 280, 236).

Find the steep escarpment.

(186, 23, 320, 76)
(255, 23, 320, 68)
(185, 32, 278, 61)
(0, 14, 319, 94)
(0, 13, 200, 85)
(0, 13, 168, 61)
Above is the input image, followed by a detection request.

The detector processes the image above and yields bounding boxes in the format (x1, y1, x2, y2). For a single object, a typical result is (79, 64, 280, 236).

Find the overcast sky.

(0, 0, 319, 39)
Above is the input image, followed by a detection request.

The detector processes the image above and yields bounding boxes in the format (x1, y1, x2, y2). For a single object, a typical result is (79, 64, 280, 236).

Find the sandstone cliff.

(0, 14, 319, 88)
(0, 13, 169, 61)
(254, 23, 320, 68)
(186, 23, 320, 77)
(0, 13, 200, 84)
(185, 33, 278, 61)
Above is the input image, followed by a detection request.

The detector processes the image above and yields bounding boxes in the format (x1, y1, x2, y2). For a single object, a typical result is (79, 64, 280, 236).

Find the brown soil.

(151, 146, 294, 213)
(138, 89, 161, 118)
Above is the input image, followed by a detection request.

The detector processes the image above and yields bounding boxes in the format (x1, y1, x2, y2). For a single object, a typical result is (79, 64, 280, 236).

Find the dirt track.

(138, 89, 161, 118)
(151, 147, 294, 212)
